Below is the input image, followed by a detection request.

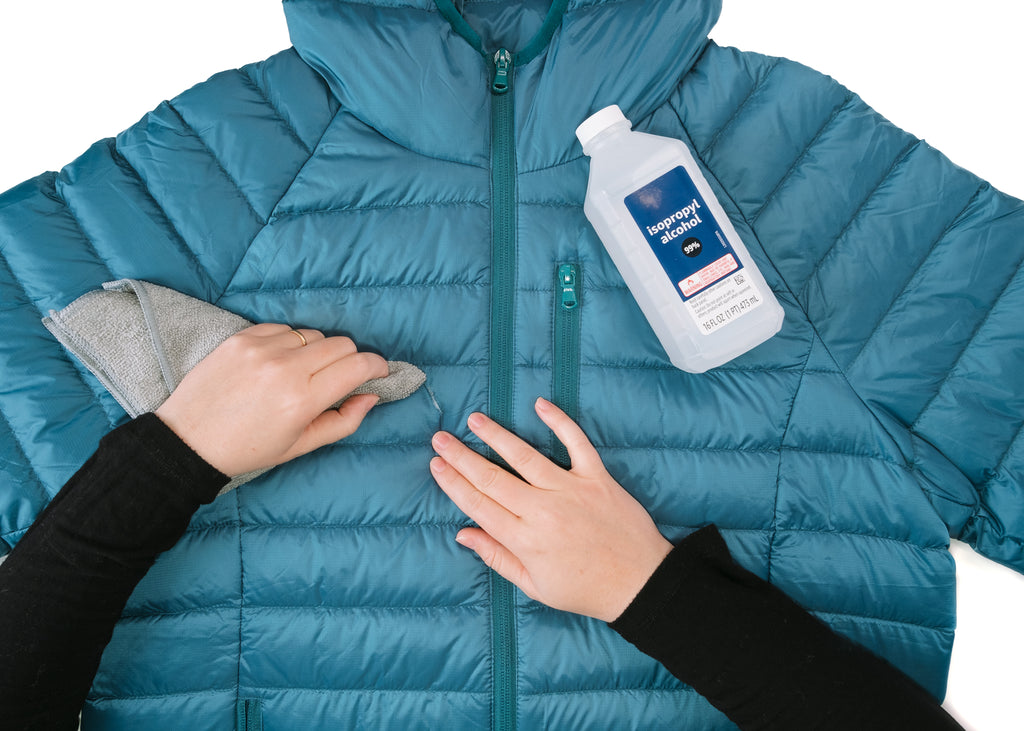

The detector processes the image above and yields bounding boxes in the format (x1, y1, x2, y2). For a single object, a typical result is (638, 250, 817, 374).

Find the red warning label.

(678, 254, 738, 297)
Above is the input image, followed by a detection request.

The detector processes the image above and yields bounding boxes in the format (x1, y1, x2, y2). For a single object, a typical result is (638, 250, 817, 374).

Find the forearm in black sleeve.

(0, 413, 229, 729)
(610, 525, 963, 730)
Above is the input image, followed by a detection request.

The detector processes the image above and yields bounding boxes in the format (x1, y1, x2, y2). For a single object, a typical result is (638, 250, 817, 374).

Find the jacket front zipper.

(488, 46, 518, 731)
(552, 262, 582, 468)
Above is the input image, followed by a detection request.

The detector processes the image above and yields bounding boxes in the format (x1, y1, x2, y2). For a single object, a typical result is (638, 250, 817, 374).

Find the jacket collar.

(283, 0, 720, 168)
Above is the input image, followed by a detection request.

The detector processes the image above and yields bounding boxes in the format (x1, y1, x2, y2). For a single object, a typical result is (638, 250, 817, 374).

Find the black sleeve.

(610, 525, 963, 731)
(0, 413, 229, 730)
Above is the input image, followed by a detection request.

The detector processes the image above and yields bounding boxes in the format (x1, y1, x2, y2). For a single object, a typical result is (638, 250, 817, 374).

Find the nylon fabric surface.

(0, 0, 1022, 728)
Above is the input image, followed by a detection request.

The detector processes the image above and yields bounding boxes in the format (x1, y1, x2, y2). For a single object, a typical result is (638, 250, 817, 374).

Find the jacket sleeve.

(667, 44, 1024, 571)
(0, 49, 339, 554)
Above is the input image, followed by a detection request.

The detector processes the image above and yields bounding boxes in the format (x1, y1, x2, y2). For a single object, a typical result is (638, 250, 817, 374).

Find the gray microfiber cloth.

(43, 279, 426, 493)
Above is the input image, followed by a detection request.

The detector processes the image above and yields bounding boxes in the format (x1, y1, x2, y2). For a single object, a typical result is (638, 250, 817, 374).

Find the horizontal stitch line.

(272, 198, 487, 221)
(511, 359, 803, 374)
(325, 441, 430, 448)
(781, 445, 910, 471)
(120, 602, 487, 620)
(519, 152, 586, 175)
(597, 443, 910, 470)
(120, 603, 237, 620)
(654, 525, 768, 534)
(184, 516, 482, 535)
(750, 93, 856, 224)
(283, 0, 435, 10)
(241, 521, 469, 531)
(597, 443, 775, 455)
(812, 609, 953, 633)
(222, 281, 487, 296)
(522, 686, 693, 698)
(245, 602, 487, 612)
(244, 686, 489, 696)
(184, 520, 240, 534)
(566, 0, 642, 16)
(89, 686, 235, 703)
(516, 283, 787, 296)
(518, 200, 582, 209)
(412, 360, 487, 368)
(578, 360, 805, 373)
(514, 285, 627, 295)
(769, 526, 947, 553)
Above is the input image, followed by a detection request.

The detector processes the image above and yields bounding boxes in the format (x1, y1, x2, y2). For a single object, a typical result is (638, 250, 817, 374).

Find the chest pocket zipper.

(552, 262, 582, 468)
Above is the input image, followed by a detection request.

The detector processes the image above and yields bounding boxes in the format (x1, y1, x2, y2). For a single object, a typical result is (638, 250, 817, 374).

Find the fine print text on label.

(687, 272, 763, 335)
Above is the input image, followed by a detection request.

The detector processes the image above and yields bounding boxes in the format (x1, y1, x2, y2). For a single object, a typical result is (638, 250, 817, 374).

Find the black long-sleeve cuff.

(610, 525, 962, 731)
(120, 412, 230, 507)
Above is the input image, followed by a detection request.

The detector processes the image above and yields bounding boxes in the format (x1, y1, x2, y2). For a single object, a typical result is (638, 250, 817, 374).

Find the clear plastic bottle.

(576, 105, 784, 373)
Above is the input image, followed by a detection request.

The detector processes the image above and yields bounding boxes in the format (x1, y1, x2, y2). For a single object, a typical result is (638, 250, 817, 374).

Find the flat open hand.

(430, 397, 672, 623)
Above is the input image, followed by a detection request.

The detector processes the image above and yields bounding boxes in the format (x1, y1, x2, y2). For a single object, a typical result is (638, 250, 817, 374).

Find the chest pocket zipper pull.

(552, 262, 582, 468)
(559, 263, 579, 310)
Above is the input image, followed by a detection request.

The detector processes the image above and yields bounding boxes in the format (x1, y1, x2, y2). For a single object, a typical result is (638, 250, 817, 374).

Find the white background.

(1, 2, 1022, 729)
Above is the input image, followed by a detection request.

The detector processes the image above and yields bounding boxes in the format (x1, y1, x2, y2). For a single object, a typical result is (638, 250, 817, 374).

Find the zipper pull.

(492, 48, 512, 94)
(558, 263, 579, 310)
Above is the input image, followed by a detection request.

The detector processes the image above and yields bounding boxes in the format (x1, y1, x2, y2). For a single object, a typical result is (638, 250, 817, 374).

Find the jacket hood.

(283, 0, 721, 168)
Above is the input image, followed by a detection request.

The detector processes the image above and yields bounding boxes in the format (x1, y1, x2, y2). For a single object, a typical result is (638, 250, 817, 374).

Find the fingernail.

(430, 457, 447, 473)
(455, 532, 473, 548)
(432, 431, 452, 449)
(467, 412, 486, 429)
(535, 396, 551, 412)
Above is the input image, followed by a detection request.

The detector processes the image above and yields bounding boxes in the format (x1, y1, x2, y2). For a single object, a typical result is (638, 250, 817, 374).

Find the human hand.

(155, 324, 388, 477)
(429, 398, 673, 623)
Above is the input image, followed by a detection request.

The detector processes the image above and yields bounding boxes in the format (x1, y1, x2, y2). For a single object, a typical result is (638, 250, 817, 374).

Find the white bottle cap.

(575, 104, 630, 149)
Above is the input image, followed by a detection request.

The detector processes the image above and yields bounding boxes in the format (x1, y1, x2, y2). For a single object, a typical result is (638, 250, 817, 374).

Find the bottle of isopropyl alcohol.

(576, 105, 784, 373)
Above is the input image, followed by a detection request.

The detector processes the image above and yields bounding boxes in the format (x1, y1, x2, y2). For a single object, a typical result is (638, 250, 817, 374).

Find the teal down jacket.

(2, 1, 1023, 728)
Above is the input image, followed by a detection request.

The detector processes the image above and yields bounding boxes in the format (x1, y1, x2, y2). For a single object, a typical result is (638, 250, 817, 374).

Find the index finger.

(308, 351, 389, 407)
(465, 412, 564, 489)
(431, 431, 536, 517)
(430, 455, 521, 543)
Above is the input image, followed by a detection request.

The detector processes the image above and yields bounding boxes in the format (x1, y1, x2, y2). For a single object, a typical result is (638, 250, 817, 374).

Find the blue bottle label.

(624, 166, 763, 335)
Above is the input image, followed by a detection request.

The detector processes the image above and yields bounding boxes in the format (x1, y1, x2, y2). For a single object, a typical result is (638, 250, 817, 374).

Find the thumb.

(456, 528, 539, 600)
(287, 394, 379, 459)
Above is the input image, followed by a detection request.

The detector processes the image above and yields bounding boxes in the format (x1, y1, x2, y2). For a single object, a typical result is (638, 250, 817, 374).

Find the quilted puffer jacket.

(2, 0, 1022, 728)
